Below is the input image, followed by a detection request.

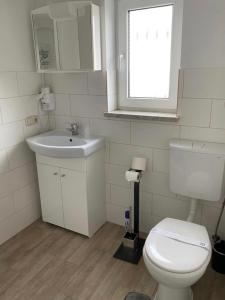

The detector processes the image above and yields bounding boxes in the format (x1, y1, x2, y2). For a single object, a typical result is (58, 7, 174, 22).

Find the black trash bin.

(211, 240, 225, 274)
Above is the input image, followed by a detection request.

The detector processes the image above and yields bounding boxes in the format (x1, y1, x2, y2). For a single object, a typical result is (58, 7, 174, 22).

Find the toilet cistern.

(169, 139, 225, 222)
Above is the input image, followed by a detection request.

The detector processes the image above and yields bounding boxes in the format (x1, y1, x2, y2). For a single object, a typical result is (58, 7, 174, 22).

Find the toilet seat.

(145, 218, 211, 274)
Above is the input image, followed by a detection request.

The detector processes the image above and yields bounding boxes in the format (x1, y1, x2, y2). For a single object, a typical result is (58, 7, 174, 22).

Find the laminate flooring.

(0, 221, 224, 300)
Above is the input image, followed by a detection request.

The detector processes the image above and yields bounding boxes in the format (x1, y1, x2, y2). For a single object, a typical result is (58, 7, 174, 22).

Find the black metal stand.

(134, 182, 139, 235)
(114, 174, 145, 265)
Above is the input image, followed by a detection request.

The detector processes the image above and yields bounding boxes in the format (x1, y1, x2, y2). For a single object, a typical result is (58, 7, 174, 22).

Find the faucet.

(67, 122, 79, 135)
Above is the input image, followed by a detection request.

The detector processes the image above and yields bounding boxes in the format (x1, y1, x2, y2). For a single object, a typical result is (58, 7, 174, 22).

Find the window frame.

(117, 0, 183, 113)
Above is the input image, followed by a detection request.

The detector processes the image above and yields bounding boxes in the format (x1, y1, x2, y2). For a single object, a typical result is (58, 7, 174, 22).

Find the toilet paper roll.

(131, 157, 147, 171)
(125, 170, 140, 182)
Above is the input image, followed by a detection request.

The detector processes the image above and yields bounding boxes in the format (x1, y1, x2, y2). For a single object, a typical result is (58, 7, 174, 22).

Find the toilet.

(143, 139, 225, 300)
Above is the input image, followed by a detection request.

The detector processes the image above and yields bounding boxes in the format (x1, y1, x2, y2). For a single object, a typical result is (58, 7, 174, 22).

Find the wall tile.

(39, 115, 50, 133)
(45, 73, 88, 95)
(105, 183, 111, 203)
(131, 122, 180, 149)
(153, 149, 169, 173)
(0, 0, 41, 246)
(13, 201, 41, 235)
(23, 120, 41, 139)
(70, 94, 107, 118)
(0, 97, 26, 123)
(17, 72, 42, 96)
(180, 126, 225, 143)
(90, 119, 131, 144)
(7, 142, 34, 170)
(105, 141, 110, 162)
(0, 0, 35, 72)
(87, 71, 107, 95)
(140, 192, 153, 213)
(0, 195, 14, 222)
(178, 98, 211, 127)
(201, 205, 225, 237)
(14, 182, 39, 212)
(142, 171, 175, 197)
(0, 72, 18, 98)
(0, 149, 9, 174)
(109, 184, 132, 207)
(153, 194, 189, 220)
(55, 94, 71, 116)
(105, 163, 130, 188)
(0, 121, 24, 148)
(211, 100, 225, 129)
(106, 203, 125, 226)
(10, 162, 35, 192)
(0, 215, 18, 245)
(140, 209, 152, 233)
(183, 68, 225, 99)
(110, 143, 152, 170)
(25, 95, 39, 117)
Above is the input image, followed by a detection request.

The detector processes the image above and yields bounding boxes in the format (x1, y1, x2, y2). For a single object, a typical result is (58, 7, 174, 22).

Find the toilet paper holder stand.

(113, 168, 145, 265)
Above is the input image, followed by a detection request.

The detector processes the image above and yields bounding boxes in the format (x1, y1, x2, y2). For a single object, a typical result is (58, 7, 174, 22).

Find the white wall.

(0, 0, 49, 245)
(181, 0, 225, 68)
(44, 0, 225, 239)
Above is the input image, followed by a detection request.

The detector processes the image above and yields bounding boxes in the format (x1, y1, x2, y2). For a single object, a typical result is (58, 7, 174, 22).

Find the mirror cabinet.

(31, 1, 101, 72)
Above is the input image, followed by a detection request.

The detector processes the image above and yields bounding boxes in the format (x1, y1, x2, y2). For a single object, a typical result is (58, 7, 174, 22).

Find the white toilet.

(143, 139, 225, 300)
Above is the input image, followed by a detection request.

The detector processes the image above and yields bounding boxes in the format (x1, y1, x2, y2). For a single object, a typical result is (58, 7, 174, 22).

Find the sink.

(26, 130, 105, 158)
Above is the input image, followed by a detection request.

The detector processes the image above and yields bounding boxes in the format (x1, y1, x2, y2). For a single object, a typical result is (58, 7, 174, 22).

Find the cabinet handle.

(61, 174, 66, 177)
(53, 172, 58, 175)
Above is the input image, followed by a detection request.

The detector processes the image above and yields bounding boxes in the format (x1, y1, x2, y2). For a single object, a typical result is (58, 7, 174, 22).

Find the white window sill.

(104, 110, 179, 122)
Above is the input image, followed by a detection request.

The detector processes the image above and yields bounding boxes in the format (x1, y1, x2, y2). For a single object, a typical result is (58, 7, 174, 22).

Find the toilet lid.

(145, 218, 211, 273)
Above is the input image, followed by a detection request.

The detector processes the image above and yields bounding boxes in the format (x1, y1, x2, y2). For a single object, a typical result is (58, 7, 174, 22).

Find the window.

(118, 0, 183, 112)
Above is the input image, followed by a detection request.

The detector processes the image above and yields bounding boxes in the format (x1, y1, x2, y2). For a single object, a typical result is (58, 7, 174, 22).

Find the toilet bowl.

(143, 218, 211, 300)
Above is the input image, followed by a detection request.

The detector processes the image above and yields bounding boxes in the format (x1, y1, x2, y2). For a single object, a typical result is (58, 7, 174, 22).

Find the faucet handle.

(67, 121, 79, 135)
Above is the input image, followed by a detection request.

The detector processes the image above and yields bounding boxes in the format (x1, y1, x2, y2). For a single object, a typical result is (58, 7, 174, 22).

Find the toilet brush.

(212, 198, 225, 243)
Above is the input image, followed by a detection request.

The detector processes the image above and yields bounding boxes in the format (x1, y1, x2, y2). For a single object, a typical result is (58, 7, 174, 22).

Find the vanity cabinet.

(36, 149, 105, 237)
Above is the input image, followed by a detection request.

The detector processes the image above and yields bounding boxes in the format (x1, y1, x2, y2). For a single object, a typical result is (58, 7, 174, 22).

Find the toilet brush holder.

(123, 232, 138, 249)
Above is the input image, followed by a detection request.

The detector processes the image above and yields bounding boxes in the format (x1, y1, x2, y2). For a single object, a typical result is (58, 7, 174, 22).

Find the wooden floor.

(0, 221, 224, 300)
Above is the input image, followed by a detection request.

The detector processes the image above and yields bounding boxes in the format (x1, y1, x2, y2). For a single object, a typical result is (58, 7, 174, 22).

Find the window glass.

(128, 5, 173, 99)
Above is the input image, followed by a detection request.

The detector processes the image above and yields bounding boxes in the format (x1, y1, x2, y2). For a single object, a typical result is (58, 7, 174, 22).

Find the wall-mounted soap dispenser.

(37, 86, 55, 111)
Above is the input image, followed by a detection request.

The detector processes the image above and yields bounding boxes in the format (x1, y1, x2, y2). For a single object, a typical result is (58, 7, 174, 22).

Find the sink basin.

(26, 130, 105, 158)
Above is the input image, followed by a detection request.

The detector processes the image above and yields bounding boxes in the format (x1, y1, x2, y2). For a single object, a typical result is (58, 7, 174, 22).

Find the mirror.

(31, 1, 101, 72)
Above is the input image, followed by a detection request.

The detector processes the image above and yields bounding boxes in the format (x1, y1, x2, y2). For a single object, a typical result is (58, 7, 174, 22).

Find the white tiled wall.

(0, 0, 48, 245)
(46, 68, 225, 239)
(33, 0, 225, 240)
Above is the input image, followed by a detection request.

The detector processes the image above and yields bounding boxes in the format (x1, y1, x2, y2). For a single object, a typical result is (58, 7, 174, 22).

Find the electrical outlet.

(25, 115, 38, 127)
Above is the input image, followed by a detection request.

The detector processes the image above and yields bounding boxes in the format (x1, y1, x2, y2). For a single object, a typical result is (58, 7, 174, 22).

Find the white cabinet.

(36, 149, 105, 237)
(61, 168, 88, 234)
(31, 1, 101, 73)
(37, 164, 64, 227)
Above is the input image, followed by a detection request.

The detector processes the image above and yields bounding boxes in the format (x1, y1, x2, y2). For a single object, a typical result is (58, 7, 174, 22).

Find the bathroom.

(0, 0, 225, 299)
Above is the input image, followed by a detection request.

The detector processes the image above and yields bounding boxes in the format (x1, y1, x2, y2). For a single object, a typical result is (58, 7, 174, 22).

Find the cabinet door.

(37, 163, 64, 227)
(60, 168, 89, 235)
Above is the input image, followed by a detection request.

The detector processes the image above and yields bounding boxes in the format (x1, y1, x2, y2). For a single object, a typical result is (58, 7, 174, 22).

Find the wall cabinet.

(36, 149, 105, 237)
(31, 1, 101, 73)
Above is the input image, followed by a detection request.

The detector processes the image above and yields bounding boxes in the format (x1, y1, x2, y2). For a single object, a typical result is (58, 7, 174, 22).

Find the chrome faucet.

(67, 122, 79, 135)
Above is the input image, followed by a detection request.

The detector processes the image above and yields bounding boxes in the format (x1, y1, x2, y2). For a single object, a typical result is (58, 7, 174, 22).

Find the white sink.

(26, 130, 105, 158)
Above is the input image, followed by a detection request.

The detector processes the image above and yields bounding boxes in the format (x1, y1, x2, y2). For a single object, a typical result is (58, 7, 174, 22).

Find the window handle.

(53, 172, 58, 176)
(118, 53, 125, 71)
(61, 174, 66, 178)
